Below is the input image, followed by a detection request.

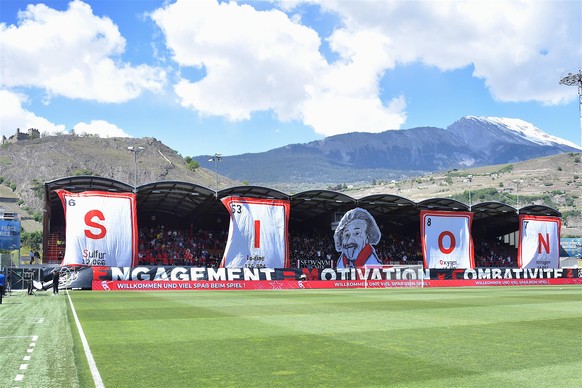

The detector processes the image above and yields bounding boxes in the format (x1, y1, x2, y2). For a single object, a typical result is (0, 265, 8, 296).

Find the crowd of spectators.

(290, 232, 335, 263)
(375, 234, 423, 265)
(473, 238, 517, 268)
(137, 226, 425, 268)
(289, 232, 423, 266)
(137, 226, 225, 267)
(136, 225, 514, 268)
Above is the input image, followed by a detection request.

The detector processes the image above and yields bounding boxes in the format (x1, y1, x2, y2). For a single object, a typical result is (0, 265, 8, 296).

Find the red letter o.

(438, 231, 456, 254)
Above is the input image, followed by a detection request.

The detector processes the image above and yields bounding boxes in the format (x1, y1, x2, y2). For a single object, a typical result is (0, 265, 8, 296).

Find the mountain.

(196, 116, 581, 189)
(0, 123, 580, 236)
(447, 116, 581, 164)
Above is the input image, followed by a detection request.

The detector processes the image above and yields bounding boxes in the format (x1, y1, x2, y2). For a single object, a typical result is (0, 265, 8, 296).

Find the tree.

(184, 156, 200, 171)
(21, 231, 43, 250)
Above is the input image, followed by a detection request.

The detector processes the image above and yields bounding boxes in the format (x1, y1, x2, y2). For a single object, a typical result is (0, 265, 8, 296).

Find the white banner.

(220, 196, 290, 268)
(421, 210, 474, 269)
(518, 215, 561, 269)
(56, 190, 137, 267)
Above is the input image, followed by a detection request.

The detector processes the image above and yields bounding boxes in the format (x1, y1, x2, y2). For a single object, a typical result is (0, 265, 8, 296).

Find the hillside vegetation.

(343, 152, 582, 237)
(0, 135, 580, 237)
(0, 134, 238, 233)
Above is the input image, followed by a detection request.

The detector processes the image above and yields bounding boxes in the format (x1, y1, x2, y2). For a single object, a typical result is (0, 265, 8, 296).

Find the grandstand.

(42, 175, 560, 267)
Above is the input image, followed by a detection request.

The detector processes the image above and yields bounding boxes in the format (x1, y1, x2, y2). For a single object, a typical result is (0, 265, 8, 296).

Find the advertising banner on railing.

(296, 258, 334, 269)
(560, 238, 582, 258)
(0, 219, 20, 250)
(69, 265, 581, 291)
(34, 266, 581, 291)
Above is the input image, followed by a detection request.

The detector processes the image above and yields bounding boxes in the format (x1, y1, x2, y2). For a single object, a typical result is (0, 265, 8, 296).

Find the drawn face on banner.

(334, 208, 381, 263)
(340, 219, 368, 260)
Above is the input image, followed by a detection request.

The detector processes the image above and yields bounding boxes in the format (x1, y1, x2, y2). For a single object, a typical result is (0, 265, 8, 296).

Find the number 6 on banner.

(55, 189, 138, 267)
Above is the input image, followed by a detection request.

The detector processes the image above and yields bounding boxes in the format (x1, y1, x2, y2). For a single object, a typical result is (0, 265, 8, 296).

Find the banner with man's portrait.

(334, 208, 382, 268)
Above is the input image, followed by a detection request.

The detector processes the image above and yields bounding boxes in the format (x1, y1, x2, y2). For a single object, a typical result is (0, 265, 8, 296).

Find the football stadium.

(1, 176, 581, 387)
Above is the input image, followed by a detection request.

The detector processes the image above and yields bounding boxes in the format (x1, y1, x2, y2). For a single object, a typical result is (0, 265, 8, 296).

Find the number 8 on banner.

(420, 210, 474, 269)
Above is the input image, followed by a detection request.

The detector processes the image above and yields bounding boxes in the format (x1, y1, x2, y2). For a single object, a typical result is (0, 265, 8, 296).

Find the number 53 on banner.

(220, 196, 290, 269)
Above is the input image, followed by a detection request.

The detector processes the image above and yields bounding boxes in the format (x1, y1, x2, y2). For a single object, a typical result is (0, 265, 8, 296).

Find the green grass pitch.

(1, 286, 581, 387)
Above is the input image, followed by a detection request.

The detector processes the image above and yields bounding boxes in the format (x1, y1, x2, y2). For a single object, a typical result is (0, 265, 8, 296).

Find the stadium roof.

(289, 190, 356, 221)
(471, 201, 517, 218)
(137, 181, 216, 219)
(519, 204, 561, 217)
(471, 202, 519, 238)
(218, 185, 289, 200)
(44, 176, 562, 236)
(416, 198, 470, 211)
(357, 194, 417, 217)
(45, 175, 133, 208)
(354, 194, 419, 233)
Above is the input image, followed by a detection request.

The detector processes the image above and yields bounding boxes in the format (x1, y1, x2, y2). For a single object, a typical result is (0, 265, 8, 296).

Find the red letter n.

(537, 233, 550, 254)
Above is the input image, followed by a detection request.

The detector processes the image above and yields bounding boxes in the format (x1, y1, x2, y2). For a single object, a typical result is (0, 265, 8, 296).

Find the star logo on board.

(269, 281, 283, 290)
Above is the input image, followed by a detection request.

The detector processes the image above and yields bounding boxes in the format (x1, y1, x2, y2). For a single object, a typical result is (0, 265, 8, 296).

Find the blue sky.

(1, 0, 581, 157)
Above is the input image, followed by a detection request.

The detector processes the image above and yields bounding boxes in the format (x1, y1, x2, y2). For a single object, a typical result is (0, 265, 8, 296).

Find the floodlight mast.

(208, 153, 222, 197)
(127, 146, 145, 192)
(559, 70, 582, 147)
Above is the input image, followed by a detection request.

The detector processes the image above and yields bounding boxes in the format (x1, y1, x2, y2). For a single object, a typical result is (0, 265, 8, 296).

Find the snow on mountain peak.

(463, 116, 581, 150)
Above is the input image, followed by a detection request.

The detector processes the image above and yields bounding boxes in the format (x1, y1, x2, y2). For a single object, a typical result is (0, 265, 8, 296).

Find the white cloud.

(73, 120, 130, 138)
(0, 0, 166, 103)
(154, 0, 580, 137)
(0, 89, 66, 137)
(0, 89, 129, 139)
(310, 0, 581, 105)
(153, 0, 325, 121)
(153, 0, 580, 138)
(303, 94, 406, 135)
(151, 0, 407, 136)
(1, 0, 578, 144)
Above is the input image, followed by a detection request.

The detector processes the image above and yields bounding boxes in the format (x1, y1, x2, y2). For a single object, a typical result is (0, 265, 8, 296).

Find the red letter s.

(84, 210, 106, 239)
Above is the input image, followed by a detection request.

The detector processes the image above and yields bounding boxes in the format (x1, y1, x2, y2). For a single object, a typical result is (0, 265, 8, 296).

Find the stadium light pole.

(514, 179, 524, 208)
(464, 175, 473, 209)
(208, 153, 222, 197)
(128, 146, 145, 192)
(559, 70, 582, 147)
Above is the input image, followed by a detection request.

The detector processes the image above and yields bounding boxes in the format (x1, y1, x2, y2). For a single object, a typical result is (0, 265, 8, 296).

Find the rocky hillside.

(0, 134, 238, 232)
(0, 134, 580, 237)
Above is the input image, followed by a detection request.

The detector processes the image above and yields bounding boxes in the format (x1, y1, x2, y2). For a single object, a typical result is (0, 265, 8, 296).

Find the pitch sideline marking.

(8, 335, 38, 384)
(67, 291, 105, 388)
(0, 336, 36, 339)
